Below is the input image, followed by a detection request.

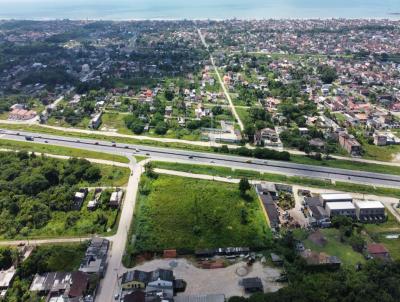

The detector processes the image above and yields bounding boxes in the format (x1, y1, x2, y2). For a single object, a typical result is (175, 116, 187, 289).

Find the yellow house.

(121, 270, 150, 290)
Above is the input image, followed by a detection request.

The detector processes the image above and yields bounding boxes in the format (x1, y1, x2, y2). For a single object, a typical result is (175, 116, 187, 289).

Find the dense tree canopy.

(0, 152, 102, 238)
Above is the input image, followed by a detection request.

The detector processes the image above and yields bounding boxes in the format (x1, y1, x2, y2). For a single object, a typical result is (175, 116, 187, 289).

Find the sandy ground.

(131, 258, 284, 297)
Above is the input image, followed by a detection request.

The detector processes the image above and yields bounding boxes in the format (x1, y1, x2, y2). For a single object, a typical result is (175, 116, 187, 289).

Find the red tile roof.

(367, 243, 388, 255)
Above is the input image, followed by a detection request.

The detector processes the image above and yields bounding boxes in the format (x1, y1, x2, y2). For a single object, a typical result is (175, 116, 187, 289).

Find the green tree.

(239, 178, 251, 196)
(154, 121, 168, 135)
(164, 90, 175, 101)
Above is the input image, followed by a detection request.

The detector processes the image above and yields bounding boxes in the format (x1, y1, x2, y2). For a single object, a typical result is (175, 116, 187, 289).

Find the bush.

(154, 122, 168, 135)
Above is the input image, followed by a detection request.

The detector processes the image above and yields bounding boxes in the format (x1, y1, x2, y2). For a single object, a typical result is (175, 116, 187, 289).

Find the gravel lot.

(132, 258, 284, 297)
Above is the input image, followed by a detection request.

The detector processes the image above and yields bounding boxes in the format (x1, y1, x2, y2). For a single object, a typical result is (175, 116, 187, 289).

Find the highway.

(1, 128, 400, 188)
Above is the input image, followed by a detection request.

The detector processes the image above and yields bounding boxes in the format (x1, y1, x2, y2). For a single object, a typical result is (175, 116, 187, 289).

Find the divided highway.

(1, 128, 400, 188)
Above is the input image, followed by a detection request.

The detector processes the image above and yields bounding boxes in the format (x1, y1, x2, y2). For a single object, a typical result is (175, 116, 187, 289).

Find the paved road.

(0, 237, 92, 247)
(197, 28, 244, 131)
(1, 129, 400, 188)
(95, 160, 142, 302)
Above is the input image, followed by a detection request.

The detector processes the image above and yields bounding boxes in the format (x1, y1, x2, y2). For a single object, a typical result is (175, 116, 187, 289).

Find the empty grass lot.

(364, 213, 400, 261)
(303, 228, 365, 266)
(130, 174, 271, 254)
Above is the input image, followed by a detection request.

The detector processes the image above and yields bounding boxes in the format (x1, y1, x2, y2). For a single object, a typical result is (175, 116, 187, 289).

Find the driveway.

(131, 258, 284, 297)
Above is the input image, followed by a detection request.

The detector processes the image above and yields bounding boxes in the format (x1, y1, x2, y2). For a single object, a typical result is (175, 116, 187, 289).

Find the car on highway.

(44, 140, 48, 143)
(146, 153, 150, 156)
(124, 146, 129, 149)
(246, 160, 252, 163)
(188, 156, 194, 159)
(210, 160, 215, 163)
(95, 142, 99, 145)
(25, 136, 34, 141)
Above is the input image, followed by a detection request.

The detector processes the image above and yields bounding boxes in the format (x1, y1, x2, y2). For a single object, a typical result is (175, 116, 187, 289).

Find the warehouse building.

(325, 202, 356, 218)
(354, 200, 386, 222)
(319, 193, 353, 207)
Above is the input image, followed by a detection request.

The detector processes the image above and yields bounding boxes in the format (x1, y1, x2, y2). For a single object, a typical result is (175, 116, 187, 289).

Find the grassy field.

(125, 174, 270, 262)
(361, 143, 400, 162)
(0, 138, 130, 163)
(364, 212, 400, 260)
(101, 112, 130, 134)
(102, 112, 202, 141)
(236, 107, 251, 124)
(152, 161, 400, 199)
(303, 228, 365, 266)
(88, 164, 130, 187)
(29, 243, 87, 271)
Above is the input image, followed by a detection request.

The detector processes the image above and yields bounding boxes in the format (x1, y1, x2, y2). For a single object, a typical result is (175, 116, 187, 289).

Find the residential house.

(300, 250, 341, 269)
(8, 108, 37, 120)
(165, 106, 173, 117)
(367, 243, 390, 260)
(73, 188, 88, 210)
(309, 138, 325, 151)
(255, 128, 281, 147)
(79, 238, 109, 278)
(123, 290, 145, 302)
(0, 267, 16, 300)
(121, 269, 175, 296)
(121, 270, 150, 290)
(87, 188, 102, 211)
(109, 190, 124, 208)
(338, 133, 362, 156)
(89, 112, 102, 129)
(30, 271, 89, 301)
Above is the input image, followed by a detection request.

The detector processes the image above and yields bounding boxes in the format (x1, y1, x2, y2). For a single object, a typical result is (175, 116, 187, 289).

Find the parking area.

(131, 258, 284, 297)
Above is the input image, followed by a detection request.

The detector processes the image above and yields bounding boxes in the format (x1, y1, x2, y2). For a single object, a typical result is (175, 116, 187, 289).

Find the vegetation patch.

(125, 174, 270, 263)
(0, 138, 129, 163)
(303, 228, 365, 266)
(0, 152, 125, 239)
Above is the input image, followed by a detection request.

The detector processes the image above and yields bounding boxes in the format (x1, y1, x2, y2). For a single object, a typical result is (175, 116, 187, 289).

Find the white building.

(354, 200, 386, 221)
(325, 202, 356, 218)
(319, 193, 353, 207)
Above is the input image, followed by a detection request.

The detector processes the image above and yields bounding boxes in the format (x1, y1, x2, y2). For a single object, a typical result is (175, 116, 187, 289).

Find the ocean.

(0, 0, 400, 20)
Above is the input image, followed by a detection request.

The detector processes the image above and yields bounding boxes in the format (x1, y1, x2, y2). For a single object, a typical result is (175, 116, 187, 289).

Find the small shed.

(163, 250, 177, 258)
(109, 190, 123, 208)
(242, 277, 263, 293)
(270, 253, 283, 266)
